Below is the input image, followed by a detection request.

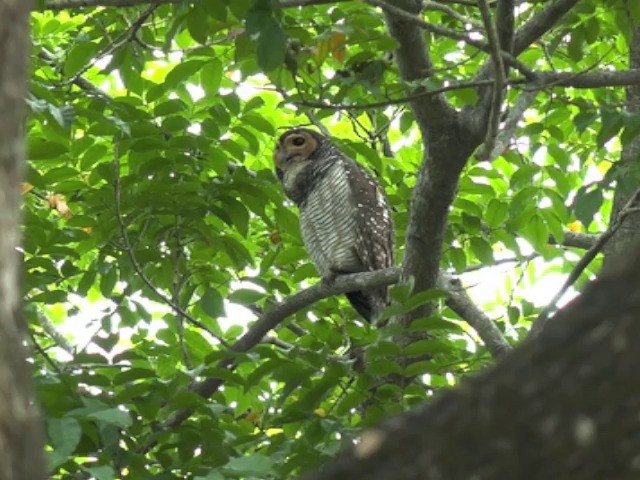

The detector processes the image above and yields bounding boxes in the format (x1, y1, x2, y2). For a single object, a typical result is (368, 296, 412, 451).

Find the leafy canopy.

(27, 0, 637, 478)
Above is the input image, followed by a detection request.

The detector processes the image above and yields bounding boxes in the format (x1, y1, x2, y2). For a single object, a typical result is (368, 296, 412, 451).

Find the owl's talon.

(322, 272, 339, 285)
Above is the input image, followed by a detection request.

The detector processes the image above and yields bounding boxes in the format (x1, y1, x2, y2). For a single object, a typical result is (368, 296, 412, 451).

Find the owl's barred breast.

(299, 161, 362, 276)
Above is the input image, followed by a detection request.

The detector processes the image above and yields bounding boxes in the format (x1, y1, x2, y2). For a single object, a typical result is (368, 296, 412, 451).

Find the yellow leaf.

(568, 221, 582, 232)
(330, 32, 347, 64)
(265, 428, 284, 437)
(21, 183, 34, 194)
(314, 408, 326, 417)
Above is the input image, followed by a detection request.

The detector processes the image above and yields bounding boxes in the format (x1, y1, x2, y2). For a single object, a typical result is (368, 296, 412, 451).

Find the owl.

(273, 128, 395, 322)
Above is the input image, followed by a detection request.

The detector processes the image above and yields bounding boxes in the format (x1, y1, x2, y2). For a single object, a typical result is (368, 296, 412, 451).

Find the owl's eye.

(292, 136, 306, 146)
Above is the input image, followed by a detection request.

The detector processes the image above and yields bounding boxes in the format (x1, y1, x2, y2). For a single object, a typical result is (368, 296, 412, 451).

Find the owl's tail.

(346, 288, 388, 324)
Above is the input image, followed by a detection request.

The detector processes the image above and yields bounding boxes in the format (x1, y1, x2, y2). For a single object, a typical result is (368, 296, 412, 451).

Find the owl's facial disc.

(274, 130, 319, 173)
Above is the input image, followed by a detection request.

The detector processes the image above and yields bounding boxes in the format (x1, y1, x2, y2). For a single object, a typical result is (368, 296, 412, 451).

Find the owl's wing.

(342, 157, 395, 273)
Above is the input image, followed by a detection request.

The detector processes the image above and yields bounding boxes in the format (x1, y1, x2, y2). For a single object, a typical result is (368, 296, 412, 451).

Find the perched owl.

(273, 128, 395, 322)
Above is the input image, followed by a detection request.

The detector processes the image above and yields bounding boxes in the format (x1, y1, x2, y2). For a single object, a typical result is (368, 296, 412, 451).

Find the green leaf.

(403, 339, 451, 356)
(257, 20, 286, 71)
(573, 188, 603, 227)
(201, 288, 224, 318)
(48, 417, 82, 461)
(99, 265, 117, 297)
(470, 237, 494, 264)
(86, 408, 132, 428)
(154, 99, 187, 116)
(228, 288, 265, 305)
(597, 109, 623, 147)
(485, 199, 508, 228)
(164, 60, 206, 89)
(187, 6, 209, 44)
(64, 42, 97, 77)
(29, 139, 68, 160)
(226, 454, 274, 476)
(83, 465, 116, 480)
(520, 214, 549, 252)
(201, 59, 223, 97)
(366, 359, 402, 375)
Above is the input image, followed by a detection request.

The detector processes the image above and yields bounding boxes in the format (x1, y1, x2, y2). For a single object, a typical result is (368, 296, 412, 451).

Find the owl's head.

(273, 128, 328, 180)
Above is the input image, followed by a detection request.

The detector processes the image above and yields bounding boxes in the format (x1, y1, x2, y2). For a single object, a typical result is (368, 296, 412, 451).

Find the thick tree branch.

(43, 0, 346, 10)
(44, 0, 179, 10)
(374, 0, 456, 134)
(603, 4, 640, 271)
(513, 0, 581, 55)
(305, 249, 640, 480)
(537, 68, 640, 88)
(556, 231, 598, 250)
(379, 0, 476, 327)
(496, 0, 515, 56)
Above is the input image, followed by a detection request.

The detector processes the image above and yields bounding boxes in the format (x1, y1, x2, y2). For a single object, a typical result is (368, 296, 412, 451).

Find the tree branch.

(532, 187, 640, 334)
(439, 274, 512, 358)
(496, 0, 515, 56)
(43, 0, 179, 10)
(513, 0, 581, 55)
(305, 249, 640, 480)
(555, 231, 599, 250)
(486, 87, 538, 161)
(537, 68, 640, 88)
(475, 0, 507, 162)
(292, 80, 496, 110)
(139, 266, 512, 452)
(42, 0, 347, 10)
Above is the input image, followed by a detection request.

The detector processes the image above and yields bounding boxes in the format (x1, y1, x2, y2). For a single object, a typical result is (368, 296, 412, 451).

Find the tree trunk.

(0, 2, 47, 480)
(306, 246, 640, 480)
(604, 10, 640, 268)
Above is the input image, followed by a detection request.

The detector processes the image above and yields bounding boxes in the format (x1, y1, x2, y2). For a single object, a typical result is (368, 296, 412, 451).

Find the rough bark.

(0, 2, 47, 480)
(383, 0, 481, 327)
(305, 246, 640, 480)
(604, 12, 640, 269)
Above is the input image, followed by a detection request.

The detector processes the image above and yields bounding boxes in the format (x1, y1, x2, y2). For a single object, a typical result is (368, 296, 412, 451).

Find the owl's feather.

(274, 128, 395, 322)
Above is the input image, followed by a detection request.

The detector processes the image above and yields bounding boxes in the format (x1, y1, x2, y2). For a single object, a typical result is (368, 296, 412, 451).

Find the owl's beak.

(275, 149, 288, 169)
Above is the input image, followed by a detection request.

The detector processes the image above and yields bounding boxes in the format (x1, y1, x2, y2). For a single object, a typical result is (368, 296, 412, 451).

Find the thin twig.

(365, 0, 536, 79)
(532, 187, 640, 333)
(65, 5, 156, 85)
(476, 0, 507, 162)
(423, 1, 483, 30)
(293, 79, 499, 110)
(112, 149, 229, 347)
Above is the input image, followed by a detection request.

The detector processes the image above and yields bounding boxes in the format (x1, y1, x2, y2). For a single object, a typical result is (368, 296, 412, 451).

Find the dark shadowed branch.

(305, 249, 640, 480)
(533, 187, 640, 334)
